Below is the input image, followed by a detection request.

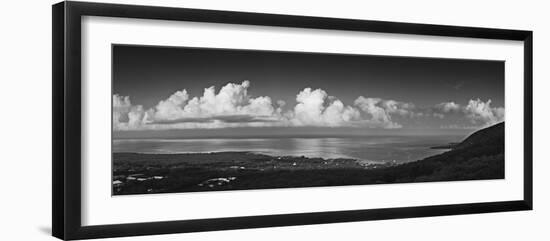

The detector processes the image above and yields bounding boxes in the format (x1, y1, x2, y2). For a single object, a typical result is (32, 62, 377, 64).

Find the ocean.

(113, 135, 463, 163)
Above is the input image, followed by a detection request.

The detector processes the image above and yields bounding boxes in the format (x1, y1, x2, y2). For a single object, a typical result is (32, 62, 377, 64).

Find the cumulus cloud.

(289, 88, 361, 127)
(145, 80, 282, 129)
(379, 100, 417, 117)
(430, 101, 462, 119)
(431, 99, 504, 128)
(464, 99, 504, 126)
(113, 94, 132, 125)
(113, 94, 150, 130)
(435, 101, 461, 113)
(152, 81, 277, 122)
(112, 81, 504, 131)
(113, 81, 281, 130)
(353, 97, 403, 128)
(153, 90, 190, 121)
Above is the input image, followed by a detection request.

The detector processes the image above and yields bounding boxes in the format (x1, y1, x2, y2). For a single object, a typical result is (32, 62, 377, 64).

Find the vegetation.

(113, 122, 504, 195)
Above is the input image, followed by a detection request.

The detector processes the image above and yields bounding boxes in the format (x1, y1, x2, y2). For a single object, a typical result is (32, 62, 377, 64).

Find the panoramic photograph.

(111, 45, 505, 195)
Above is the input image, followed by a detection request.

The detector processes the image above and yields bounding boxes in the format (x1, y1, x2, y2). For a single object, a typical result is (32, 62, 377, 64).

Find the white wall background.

(0, 0, 547, 240)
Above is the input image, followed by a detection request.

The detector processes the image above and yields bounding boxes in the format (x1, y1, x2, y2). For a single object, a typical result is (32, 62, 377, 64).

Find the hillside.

(381, 122, 505, 182)
(456, 122, 504, 150)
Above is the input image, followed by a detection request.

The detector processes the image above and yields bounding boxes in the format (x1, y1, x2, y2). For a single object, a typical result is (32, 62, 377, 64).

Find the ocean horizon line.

(113, 133, 466, 141)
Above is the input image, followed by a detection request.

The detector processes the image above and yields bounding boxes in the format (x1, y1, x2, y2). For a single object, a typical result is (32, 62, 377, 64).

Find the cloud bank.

(113, 81, 504, 131)
(433, 99, 505, 127)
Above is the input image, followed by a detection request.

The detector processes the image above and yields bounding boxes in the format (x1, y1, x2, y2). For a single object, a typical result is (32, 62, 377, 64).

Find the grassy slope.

(366, 122, 505, 183)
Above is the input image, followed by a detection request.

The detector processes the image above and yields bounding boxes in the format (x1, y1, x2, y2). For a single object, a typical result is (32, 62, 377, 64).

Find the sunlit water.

(113, 135, 462, 164)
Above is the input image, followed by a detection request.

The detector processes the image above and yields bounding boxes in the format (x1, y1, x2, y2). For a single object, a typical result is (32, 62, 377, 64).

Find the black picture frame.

(52, 1, 533, 240)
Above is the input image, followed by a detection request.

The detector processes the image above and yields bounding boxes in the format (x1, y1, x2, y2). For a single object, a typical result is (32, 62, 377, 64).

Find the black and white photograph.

(0, 0, 544, 240)
(112, 45, 505, 195)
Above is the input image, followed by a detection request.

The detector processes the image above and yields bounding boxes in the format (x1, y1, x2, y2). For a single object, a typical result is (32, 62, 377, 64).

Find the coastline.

(112, 151, 402, 195)
(112, 122, 504, 195)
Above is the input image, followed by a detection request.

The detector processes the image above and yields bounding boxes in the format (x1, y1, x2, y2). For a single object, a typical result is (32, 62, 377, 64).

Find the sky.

(112, 45, 504, 138)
